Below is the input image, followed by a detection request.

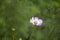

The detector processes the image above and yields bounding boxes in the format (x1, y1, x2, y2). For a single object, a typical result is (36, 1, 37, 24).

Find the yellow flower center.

(34, 21, 38, 25)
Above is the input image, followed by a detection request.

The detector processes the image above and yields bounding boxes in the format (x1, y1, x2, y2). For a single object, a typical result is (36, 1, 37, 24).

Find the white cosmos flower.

(30, 17, 43, 26)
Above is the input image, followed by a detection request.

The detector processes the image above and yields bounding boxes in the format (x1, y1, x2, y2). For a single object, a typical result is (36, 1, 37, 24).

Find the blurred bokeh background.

(0, 0, 60, 40)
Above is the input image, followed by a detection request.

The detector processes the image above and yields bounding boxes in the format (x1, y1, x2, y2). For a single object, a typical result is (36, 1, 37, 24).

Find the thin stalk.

(29, 26, 37, 40)
(12, 31, 14, 40)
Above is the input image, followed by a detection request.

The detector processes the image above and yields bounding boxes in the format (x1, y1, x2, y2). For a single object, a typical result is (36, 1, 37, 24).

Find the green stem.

(29, 26, 37, 40)
(11, 31, 14, 40)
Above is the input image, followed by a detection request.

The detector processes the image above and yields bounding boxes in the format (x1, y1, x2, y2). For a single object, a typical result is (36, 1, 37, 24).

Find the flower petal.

(30, 17, 35, 23)
(35, 17, 39, 20)
(32, 17, 35, 20)
(36, 19, 43, 26)
(30, 19, 33, 23)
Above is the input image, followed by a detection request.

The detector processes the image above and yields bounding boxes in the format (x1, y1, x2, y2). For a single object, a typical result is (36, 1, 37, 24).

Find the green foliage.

(0, 0, 60, 40)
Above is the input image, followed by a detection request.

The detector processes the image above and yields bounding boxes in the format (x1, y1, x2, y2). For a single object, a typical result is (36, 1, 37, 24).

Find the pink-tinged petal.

(36, 19, 43, 26)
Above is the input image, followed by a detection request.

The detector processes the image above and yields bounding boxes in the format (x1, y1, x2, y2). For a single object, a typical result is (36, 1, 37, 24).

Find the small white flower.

(19, 38, 22, 40)
(12, 28, 15, 31)
(30, 17, 43, 26)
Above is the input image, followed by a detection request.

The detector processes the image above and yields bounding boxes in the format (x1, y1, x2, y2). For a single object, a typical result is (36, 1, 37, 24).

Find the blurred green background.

(0, 0, 60, 40)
